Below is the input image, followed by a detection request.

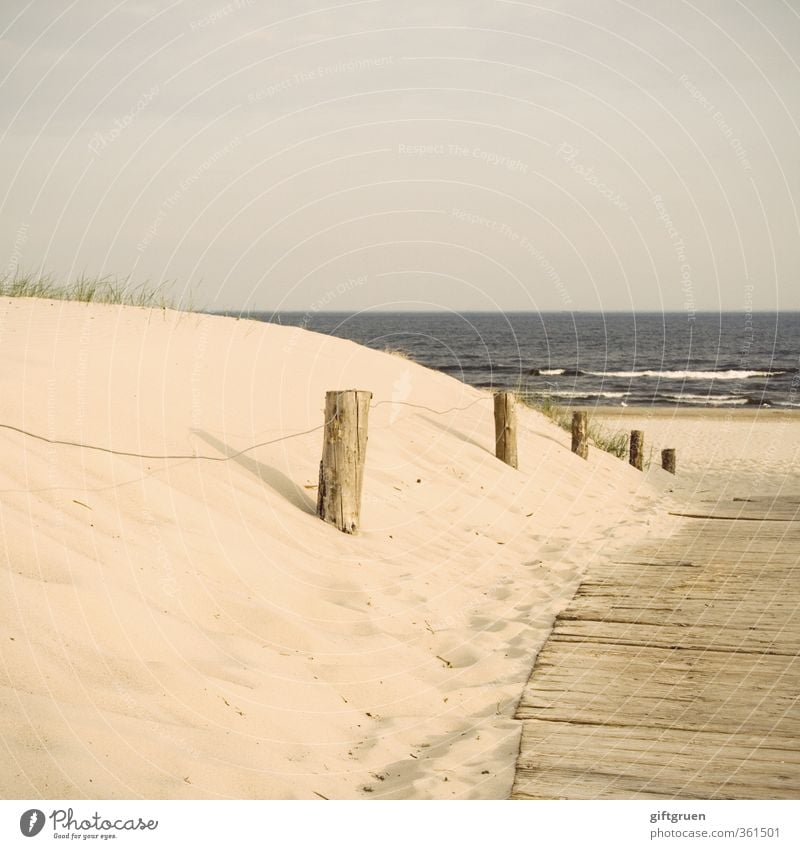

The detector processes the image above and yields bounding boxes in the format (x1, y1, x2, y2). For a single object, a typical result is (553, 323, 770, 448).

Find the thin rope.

(0, 396, 491, 462)
(0, 422, 326, 461)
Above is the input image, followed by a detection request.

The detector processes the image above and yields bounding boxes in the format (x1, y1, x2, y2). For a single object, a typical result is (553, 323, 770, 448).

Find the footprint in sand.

(469, 615, 508, 633)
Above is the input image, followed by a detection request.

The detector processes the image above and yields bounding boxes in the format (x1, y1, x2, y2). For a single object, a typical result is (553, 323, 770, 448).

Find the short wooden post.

(493, 392, 518, 469)
(317, 390, 372, 533)
(629, 429, 644, 470)
(571, 411, 588, 459)
(661, 448, 676, 474)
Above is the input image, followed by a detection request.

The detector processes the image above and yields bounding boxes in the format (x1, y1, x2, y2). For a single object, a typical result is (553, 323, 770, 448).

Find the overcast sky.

(1, 0, 799, 312)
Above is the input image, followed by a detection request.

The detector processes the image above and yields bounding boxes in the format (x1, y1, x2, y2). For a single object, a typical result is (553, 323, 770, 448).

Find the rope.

(0, 421, 326, 462)
(0, 396, 491, 463)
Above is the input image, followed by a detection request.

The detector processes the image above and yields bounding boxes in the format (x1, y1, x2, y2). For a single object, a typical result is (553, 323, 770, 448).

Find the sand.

(589, 407, 800, 498)
(0, 298, 796, 800)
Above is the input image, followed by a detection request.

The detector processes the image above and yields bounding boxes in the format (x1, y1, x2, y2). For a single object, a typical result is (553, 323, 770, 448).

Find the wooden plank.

(549, 619, 800, 655)
(517, 645, 800, 735)
(610, 541, 800, 564)
(726, 495, 800, 501)
(671, 511, 799, 521)
(512, 492, 800, 799)
(559, 596, 800, 629)
(513, 721, 800, 799)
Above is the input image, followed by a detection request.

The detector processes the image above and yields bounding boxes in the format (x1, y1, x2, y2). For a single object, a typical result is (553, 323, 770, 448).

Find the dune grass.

(382, 347, 414, 361)
(517, 390, 633, 462)
(0, 272, 190, 310)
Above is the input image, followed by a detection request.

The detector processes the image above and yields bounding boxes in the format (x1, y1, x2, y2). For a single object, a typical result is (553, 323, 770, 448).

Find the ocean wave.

(439, 363, 523, 375)
(586, 369, 785, 380)
(532, 390, 629, 399)
(690, 397, 749, 406)
(529, 368, 585, 376)
(528, 367, 789, 380)
(641, 395, 751, 407)
(659, 392, 741, 402)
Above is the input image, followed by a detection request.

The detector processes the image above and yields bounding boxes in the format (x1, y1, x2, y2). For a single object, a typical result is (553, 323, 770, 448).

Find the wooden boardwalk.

(512, 495, 800, 799)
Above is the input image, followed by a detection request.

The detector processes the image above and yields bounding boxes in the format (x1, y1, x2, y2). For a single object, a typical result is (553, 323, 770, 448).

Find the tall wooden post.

(661, 448, 676, 474)
(493, 392, 518, 469)
(571, 411, 588, 459)
(629, 429, 644, 470)
(317, 390, 372, 534)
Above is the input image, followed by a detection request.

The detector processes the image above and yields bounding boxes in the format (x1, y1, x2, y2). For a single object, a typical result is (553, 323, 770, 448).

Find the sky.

(1, 0, 799, 312)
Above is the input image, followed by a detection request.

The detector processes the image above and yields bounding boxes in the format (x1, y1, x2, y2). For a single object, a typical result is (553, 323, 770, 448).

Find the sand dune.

(0, 298, 721, 799)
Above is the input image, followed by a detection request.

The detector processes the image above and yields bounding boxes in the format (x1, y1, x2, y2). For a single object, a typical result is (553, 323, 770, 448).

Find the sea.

(244, 311, 800, 409)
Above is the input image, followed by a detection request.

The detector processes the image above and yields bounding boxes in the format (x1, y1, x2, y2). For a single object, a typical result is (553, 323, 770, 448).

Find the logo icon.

(19, 809, 45, 837)
(390, 367, 413, 424)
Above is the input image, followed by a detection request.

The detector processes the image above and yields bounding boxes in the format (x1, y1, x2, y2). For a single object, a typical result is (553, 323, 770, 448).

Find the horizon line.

(209, 308, 800, 315)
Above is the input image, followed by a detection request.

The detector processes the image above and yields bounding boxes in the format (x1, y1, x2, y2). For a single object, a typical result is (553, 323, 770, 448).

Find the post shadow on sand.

(418, 414, 490, 454)
(418, 412, 568, 454)
(192, 430, 316, 514)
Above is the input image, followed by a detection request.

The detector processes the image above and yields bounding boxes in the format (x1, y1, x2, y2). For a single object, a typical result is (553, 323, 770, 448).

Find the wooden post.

(571, 411, 588, 459)
(661, 448, 677, 474)
(629, 429, 644, 470)
(317, 390, 372, 534)
(493, 392, 518, 469)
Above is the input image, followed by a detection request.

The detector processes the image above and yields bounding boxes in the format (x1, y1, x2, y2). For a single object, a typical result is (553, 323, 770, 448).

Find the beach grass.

(0, 272, 189, 310)
(518, 390, 632, 461)
(382, 347, 414, 361)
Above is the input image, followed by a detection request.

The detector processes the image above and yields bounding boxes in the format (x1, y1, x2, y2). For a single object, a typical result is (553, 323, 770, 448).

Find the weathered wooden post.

(493, 392, 518, 469)
(571, 411, 588, 459)
(661, 448, 676, 474)
(629, 429, 644, 470)
(317, 389, 372, 533)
